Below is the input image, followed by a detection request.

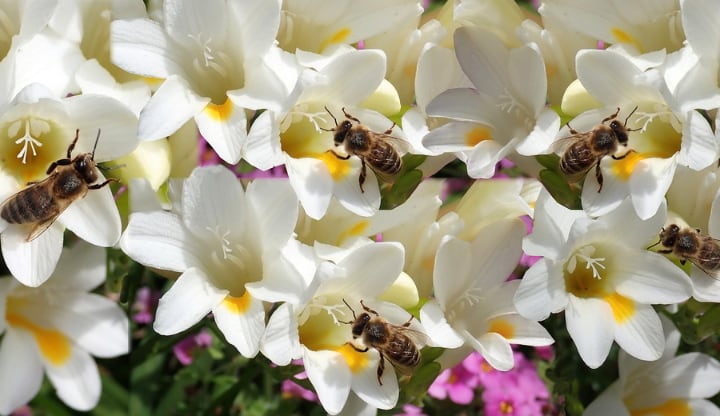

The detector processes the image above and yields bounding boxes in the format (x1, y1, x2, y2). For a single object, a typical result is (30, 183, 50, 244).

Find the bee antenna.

(624, 106, 639, 126)
(647, 238, 662, 250)
(325, 106, 338, 127)
(342, 298, 356, 320)
(91, 129, 101, 159)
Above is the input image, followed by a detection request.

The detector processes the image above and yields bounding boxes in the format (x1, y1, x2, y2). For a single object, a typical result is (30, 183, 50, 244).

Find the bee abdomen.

(369, 143, 402, 174)
(1, 187, 57, 224)
(386, 336, 420, 367)
(699, 243, 720, 270)
(560, 144, 595, 175)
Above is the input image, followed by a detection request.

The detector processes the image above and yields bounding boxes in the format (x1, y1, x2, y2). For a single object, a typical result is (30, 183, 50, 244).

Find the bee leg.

(383, 122, 396, 135)
(595, 161, 604, 193)
(612, 149, 635, 160)
(67, 129, 80, 158)
(327, 149, 351, 160)
(680, 259, 687, 265)
(602, 107, 621, 123)
(88, 178, 120, 190)
(377, 354, 385, 386)
(359, 160, 367, 193)
(401, 315, 414, 328)
(345, 342, 368, 353)
(360, 300, 379, 316)
(566, 122, 579, 135)
(341, 107, 361, 124)
(657, 248, 673, 254)
(46, 158, 72, 175)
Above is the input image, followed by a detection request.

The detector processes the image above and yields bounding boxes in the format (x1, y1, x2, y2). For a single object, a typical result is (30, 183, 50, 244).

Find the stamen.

(13, 120, 43, 164)
(567, 246, 606, 280)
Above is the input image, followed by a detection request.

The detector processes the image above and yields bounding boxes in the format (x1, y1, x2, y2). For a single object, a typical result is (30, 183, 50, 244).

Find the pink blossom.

(172, 329, 212, 365)
(131, 287, 160, 324)
(429, 352, 481, 404)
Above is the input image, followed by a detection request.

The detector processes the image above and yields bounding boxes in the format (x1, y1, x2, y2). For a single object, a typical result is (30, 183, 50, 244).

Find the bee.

(324, 107, 404, 193)
(650, 224, 720, 280)
(341, 299, 426, 385)
(554, 107, 638, 192)
(0, 129, 117, 242)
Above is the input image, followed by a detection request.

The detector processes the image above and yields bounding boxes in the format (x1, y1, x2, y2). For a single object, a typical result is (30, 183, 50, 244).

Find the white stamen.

(567, 245, 606, 280)
(14, 120, 43, 164)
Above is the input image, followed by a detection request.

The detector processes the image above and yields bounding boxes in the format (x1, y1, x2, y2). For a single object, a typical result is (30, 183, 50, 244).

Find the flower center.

(204, 225, 258, 295)
(298, 298, 351, 351)
(446, 287, 484, 322)
(564, 244, 612, 298)
(0, 118, 68, 184)
(185, 33, 243, 104)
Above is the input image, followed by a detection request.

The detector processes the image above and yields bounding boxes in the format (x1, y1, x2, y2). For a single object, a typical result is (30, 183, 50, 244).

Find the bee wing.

(26, 215, 62, 242)
(548, 131, 591, 155)
(689, 236, 720, 280)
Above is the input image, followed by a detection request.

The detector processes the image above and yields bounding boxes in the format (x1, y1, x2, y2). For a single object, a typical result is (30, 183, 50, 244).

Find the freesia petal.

(629, 157, 677, 220)
(333, 161, 381, 218)
(285, 156, 333, 220)
(466, 219, 525, 288)
(121, 211, 204, 272)
(466, 331, 514, 371)
(592, 198, 665, 248)
(229, 49, 300, 113)
(245, 179, 298, 249)
(516, 108, 562, 155)
(351, 353, 398, 411)
(60, 178, 121, 247)
(180, 165, 245, 236)
(2, 223, 63, 287)
(566, 296, 615, 369)
(508, 43, 546, 114)
(513, 259, 568, 321)
(500, 314, 554, 347)
(226, 0, 280, 56)
(426, 87, 498, 122)
(212, 293, 264, 358)
(316, 49, 386, 105)
(48, 293, 129, 358)
(581, 162, 628, 217)
(334, 242, 404, 297)
(303, 348, 351, 416)
(422, 121, 482, 154)
(153, 268, 228, 335)
(419, 301, 464, 348)
(49, 241, 105, 292)
(584, 382, 630, 416)
(640, 353, 720, 402)
(248, 241, 317, 304)
(243, 111, 283, 170)
(260, 303, 301, 365)
(194, 99, 247, 164)
(163, 0, 227, 43)
(453, 26, 508, 98)
(614, 303, 664, 362)
(138, 75, 209, 140)
(613, 251, 692, 304)
(680, 110, 718, 170)
(111, 18, 184, 78)
(682, 0, 720, 64)
(688, 399, 720, 416)
(524, 188, 585, 259)
(690, 266, 720, 303)
(0, 330, 43, 415)
(432, 236, 471, 307)
(43, 346, 100, 411)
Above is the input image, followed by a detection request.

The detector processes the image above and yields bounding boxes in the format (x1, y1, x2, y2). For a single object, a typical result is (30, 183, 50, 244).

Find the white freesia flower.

(0, 83, 138, 287)
(260, 240, 418, 415)
(277, 0, 422, 54)
(120, 165, 300, 358)
(564, 48, 717, 220)
(0, 242, 129, 413)
(111, 0, 300, 164)
(514, 190, 693, 368)
(585, 318, 720, 416)
(679, 0, 720, 110)
(423, 26, 560, 179)
(539, 0, 684, 55)
(420, 219, 553, 371)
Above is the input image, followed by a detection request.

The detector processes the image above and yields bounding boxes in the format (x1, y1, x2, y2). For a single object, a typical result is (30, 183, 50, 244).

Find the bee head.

(334, 120, 353, 145)
(609, 120, 629, 145)
(74, 153, 98, 183)
(660, 224, 680, 247)
(351, 312, 371, 338)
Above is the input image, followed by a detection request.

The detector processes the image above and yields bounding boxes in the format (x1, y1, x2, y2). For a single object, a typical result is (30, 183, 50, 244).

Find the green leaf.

(403, 361, 441, 400)
(380, 169, 423, 209)
(536, 153, 561, 171)
(401, 154, 426, 172)
(539, 169, 582, 210)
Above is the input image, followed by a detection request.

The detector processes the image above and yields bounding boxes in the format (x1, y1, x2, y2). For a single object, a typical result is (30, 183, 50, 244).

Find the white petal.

(0, 330, 43, 415)
(153, 268, 228, 335)
(63, 94, 140, 161)
(466, 331, 514, 371)
(690, 266, 720, 303)
(523, 188, 585, 259)
(566, 296, 615, 369)
(49, 294, 129, 358)
(415, 44, 470, 111)
(2, 223, 63, 287)
(60, 178, 121, 247)
(682, 0, 720, 63)
(121, 211, 203, 272)
(333, 167, 381, 218)
(44, 346, 100, 411)
(335, 242, 405, 297)
(500, 314, 555, 347)
(516, 108, 562, 155)
(245, 179, 298, 249)
(680, 110, 718, 170)
(466, 219, 525, 288)
(111, 19, 183, 78)
(260, 303, 301, 365)
(433, 236, 471, 308)
(650, 353, 720, 400)
(426, 87, 495, 122)
(629, 157, 677, 220)
(226, 0, 280, 56)
(422, 121, 481, 154)
(316, 49, 386, 105)
(614, 303, 664, 362)
(453, 26, 508, 98)
(688, 399, 720, 416)
(180, 165, 245, 236)
(303, 348, 351, 415)
(243, 111, 283, 170)
(513, 259, 568, 321)
(228, 50, 300, 112)
(212, 294, 264, 358)
(584, 382, 630, 416)
(285, 156, 333, 220)
(465, 139, 511, 179)
(419, 301, 464, 348)
(351, 354, 398, 411)
(248, 241, 317, 304)
(194, 99, 247, 164)
(592, 197, 665, 248)
(508, 44, 547, 115)
(613, 252, 692, 304)
(581, 163, 629, 217)
(163, 0, 227, 43)
(49, 241, 105, 292)
(138, 76, 209, 140)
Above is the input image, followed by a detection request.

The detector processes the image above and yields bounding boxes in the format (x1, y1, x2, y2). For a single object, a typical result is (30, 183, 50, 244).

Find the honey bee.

(554, 107, 638, 192)
(0, 129, 117, 242)
(650, 224, 720, 280)
(324, 107, 404, 193)
(341, 299, 426, 385)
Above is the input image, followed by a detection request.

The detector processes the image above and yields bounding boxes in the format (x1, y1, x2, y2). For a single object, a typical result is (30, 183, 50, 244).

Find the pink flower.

(172, 329, 213, 365)
(429, 352, 481, 404)
(131, 287, 160, 324)
(394, 404, 427, 416)
(281, 380, 318, 402)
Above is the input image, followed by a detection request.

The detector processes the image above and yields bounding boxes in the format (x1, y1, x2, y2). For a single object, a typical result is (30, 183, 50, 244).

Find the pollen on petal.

(604, 292, 635, 324)
(316, 151, 351, 181)
(488, 318, 516, 339)
(204, 99, 234, 121)
(610, 151, 644, 181)
(336, 342, 369, 373)
(611, 27, 643, 52)
(336, 221, 369, 245)
(319, 27, 351, 53)
(222, 292, 252, 315)
(465, 126, 493, 147)
(631, 399, 691, 416)
(6, 312, 71, 366)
